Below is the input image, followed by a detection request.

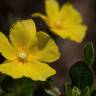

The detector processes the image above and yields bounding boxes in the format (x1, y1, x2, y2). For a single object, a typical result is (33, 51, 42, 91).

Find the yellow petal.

(0, 32, 17, 60)
(23, 60, 56, 81)
(67, 25, 87, 42)
(9, 19, 37, 50)
(29, 32, 60, 63)
(45, 0, 59, 23)
(51, 24, 87, 43)
(60, 3, 82, 24)
(0, 60, 23, 79)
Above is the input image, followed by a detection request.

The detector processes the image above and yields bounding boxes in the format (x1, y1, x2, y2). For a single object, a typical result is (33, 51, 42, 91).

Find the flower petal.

(29, 32, 60, 63)
(60, 3, 82, 24)
(51, 24, 87, 43)
(9, 19, 37, 50)
(67, 25, 87, 42)
(0, 60, 23, 79)
(23, 60, 56, 81)
(0, 32, 17, 60)
(45, 0, 59, 23)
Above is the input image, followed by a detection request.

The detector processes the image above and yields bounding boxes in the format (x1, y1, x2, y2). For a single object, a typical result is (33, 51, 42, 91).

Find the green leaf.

(1, 77, 34, 96)
(33, 78, 61, 96)
(69, 62, 93, 90)
(0, 74, 6, 85)
(39, 78, 54, 89)
(81, 87, 91, 96)
(91, 89, 96, 96)
(0, 88, 4, 96)
(33, 88, 51, 96)
(1, 76, 15, 92)
(63, 83, 72, 96)
(84, 42, 95, 65)
(34, 78, 56, 96)
(71, 87, 81, 96)
(2, 93, 14, 96)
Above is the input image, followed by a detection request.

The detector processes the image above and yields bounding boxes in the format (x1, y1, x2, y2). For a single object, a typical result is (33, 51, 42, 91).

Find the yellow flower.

(0, 19, 60, 81)
(32, 0, 87, 43)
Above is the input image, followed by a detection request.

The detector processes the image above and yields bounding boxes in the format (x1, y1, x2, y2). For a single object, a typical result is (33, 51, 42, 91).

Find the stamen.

(56, 21, 61, 26)
(54, 20, 62, 28)
(19, 52, 27, 60)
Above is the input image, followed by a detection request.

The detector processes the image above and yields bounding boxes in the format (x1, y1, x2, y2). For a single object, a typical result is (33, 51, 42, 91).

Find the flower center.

(56, 21, 61, 26)
(54, 20, 62, 28)
(19, 52, 27, 60)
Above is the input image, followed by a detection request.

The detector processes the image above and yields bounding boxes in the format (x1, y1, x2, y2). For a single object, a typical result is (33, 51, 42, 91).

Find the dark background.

(0, 0, 96, 89)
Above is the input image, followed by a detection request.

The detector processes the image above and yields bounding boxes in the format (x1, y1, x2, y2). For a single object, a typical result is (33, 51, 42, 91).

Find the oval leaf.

(69, 62, 93, 90)
(84, 42, 95, 65)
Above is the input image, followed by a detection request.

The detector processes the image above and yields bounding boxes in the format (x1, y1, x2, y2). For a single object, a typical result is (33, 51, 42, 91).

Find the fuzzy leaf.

(71, 87, 81, 96)
(1, 77, 33, 96)
(91, 90, 96, 96)
(69, 62, 93, 90)
(84, 42, 95, 65)
(63, 83, 72, 96)
(81, 87, 91, 96)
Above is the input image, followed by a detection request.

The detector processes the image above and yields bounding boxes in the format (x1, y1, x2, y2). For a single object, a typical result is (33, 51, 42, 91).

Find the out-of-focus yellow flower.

(0, 19, 60, 81)
(32, 0, 87, 43)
